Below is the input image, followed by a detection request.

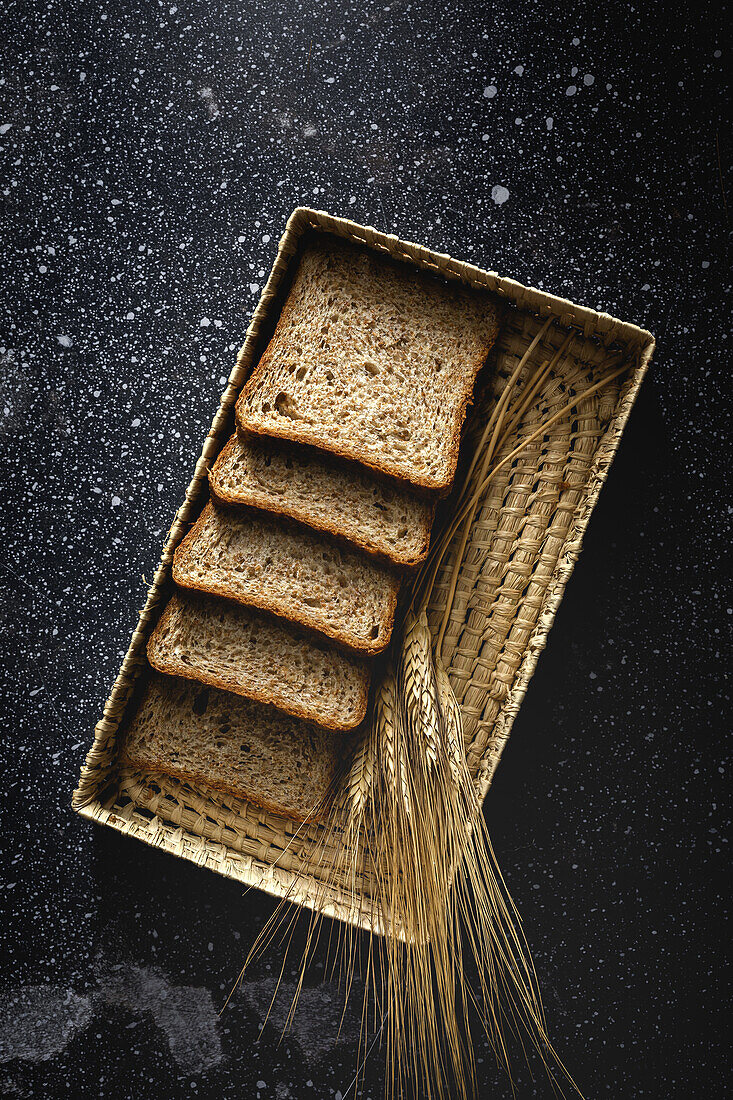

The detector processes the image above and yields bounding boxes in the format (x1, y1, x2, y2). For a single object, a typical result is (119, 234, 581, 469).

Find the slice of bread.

(172, 501, 400, 654)
(209, 432, 435, 566)
(235, 236, 501, 491)
(147, 591, 370, 731)
(121, 673, 343, 821)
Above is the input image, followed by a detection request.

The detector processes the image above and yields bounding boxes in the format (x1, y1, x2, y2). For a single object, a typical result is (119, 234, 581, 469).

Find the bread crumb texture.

(210, 432, 435, 565)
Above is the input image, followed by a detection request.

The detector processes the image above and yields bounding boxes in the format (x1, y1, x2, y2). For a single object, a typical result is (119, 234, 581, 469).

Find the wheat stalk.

(228, 331, 627, 1099)
(363, 334, 622, 1098)
(384, 616, 582, 1098)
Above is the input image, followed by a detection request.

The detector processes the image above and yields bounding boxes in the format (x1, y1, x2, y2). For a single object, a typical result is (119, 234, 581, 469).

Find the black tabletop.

(1, 0, 729, 1096)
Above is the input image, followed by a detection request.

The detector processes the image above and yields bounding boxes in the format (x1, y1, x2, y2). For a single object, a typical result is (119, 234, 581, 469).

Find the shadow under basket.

(73, 207, 655, 931)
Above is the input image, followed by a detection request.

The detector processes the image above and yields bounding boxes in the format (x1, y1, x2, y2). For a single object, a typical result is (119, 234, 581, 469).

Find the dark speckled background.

(0, 0, 729, 1096)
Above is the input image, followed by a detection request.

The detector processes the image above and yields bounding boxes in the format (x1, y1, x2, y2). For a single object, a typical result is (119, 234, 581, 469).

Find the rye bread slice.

(235, 236, 501, 491)
(147, 591, 371, 731)
(121, 673, 342, 821)
(209, 431, 435, 566)
(172, 500, 399, 654)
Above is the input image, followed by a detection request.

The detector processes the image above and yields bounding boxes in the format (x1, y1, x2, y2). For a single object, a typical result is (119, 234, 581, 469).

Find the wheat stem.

(459, 314, 555, 496)
(226, 340, 627, 1100)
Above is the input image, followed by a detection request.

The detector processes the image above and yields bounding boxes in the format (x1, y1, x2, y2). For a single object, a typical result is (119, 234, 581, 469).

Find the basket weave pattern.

(428, 312, 632, 789)
(73, 208, 654, 928)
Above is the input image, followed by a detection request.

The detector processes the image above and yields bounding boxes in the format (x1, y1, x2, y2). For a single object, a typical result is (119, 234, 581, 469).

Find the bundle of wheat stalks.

(233, 322, 629, 1098)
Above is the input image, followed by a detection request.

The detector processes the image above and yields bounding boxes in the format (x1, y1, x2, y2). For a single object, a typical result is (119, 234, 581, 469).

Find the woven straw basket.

(73, 208, 655, 930)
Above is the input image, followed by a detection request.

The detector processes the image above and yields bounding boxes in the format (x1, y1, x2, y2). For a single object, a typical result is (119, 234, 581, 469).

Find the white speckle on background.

(198, 87, 220, 118)
(0, 986, 93, 1063)
(103, 966, 222, 1074)
(491, 185, 510, 205)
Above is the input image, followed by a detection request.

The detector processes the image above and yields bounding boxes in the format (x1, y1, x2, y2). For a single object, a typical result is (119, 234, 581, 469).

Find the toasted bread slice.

(147, 591, 370, 731)
(172, 501, 400, 654)
(122, 673, 344, 821)
(235, 237, 501, 490)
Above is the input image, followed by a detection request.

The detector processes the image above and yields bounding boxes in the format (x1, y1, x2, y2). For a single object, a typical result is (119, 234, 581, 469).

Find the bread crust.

(147, 595, 370, 732)
(172, 502, 400, 655)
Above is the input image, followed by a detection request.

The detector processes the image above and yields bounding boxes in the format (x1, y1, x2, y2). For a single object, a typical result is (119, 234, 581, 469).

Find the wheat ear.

(399, 610, 443, 773)
(376, 668, 410, 816)
(345, 722, 377, 821)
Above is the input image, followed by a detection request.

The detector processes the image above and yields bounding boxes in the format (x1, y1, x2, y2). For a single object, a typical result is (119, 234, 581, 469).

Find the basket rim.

(288, 207, 655, 351)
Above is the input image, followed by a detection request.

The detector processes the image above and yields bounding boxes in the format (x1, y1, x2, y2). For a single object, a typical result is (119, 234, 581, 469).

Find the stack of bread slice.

(122, 236, 501, 821)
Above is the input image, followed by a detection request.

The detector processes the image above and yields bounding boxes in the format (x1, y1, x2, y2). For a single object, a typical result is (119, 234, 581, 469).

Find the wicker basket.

(72, 207, 655, 930)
